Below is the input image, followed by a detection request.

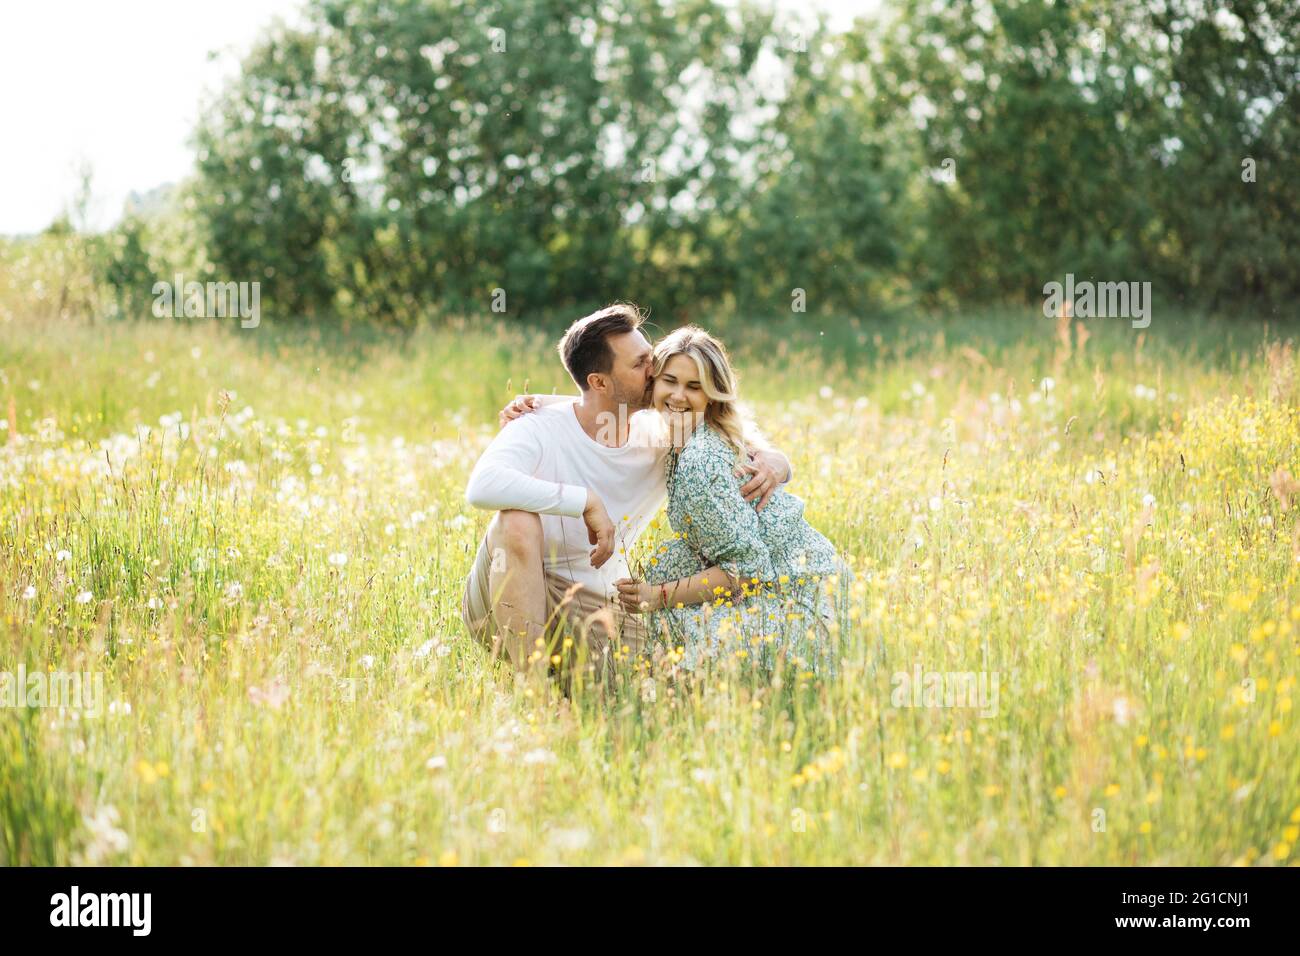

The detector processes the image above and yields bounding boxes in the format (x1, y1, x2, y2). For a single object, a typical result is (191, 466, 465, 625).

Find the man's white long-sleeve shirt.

(465, 399, 670, 596)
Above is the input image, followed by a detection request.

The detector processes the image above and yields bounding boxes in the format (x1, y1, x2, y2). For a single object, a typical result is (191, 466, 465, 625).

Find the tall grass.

(2, 304, 1299, 865)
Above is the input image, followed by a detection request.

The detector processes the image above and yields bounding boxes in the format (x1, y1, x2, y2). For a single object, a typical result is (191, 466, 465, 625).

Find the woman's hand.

(614, 577, 659, 614)
(498, 395, 541, 429)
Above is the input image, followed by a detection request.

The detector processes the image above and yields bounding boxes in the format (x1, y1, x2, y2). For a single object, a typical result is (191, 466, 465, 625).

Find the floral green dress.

(641, 423, 848, 673)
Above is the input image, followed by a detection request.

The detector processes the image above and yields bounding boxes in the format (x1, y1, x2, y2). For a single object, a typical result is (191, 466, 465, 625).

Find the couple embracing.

(462, 302, 848, 683)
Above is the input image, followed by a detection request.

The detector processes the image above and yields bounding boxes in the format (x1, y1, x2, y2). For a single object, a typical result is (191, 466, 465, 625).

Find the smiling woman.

(616, 325, 850, 673)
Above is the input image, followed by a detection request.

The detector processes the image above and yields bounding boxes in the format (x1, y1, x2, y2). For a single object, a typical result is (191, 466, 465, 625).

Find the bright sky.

(0, 0, 872, 235)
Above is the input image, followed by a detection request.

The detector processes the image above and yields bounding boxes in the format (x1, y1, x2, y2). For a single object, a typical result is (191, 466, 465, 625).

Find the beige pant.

(461, 533, 647, 680)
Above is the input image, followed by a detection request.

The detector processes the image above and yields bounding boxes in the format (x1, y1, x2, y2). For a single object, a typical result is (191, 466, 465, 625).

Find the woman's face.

(652, 352, 709, 444)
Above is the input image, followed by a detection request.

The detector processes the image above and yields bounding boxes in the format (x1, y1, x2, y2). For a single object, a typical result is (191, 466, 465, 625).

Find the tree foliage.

(173, 0, 1297, 322)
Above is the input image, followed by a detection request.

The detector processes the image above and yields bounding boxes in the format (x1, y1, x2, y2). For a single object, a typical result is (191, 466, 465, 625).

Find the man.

(462, 302, 791, 682)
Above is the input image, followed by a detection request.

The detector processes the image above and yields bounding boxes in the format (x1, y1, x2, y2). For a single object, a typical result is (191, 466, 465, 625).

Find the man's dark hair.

(557, 302, 645, 391)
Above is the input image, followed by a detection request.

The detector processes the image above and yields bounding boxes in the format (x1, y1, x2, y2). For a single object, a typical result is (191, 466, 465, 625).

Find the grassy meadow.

(3, 304, 1300, 865)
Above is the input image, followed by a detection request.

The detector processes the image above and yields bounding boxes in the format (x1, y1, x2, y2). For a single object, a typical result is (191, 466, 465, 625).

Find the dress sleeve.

(680, 445, 777, 584)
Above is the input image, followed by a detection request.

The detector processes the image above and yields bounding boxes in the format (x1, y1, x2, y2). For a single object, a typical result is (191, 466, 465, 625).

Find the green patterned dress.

(641, 423, 848, 673)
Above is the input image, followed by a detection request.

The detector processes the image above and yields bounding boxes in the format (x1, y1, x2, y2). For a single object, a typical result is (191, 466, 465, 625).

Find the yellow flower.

(1104, 784, 1120, 798)
(886, 752, 907, 769)
(1138, 821, 1153, 834)
(1053, 785, 1067, 798)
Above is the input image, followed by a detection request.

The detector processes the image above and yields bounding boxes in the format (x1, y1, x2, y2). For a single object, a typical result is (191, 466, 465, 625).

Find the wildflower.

(248, 678, 290, 710)
(75, 590, 93, 604)
(78, 805, 129, 865)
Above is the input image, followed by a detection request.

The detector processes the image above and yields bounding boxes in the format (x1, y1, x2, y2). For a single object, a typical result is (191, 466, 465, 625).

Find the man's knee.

(492, 509, 543, 559)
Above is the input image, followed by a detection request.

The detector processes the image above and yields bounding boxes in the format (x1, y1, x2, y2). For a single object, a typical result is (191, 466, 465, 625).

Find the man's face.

(603, 329, 654, 411)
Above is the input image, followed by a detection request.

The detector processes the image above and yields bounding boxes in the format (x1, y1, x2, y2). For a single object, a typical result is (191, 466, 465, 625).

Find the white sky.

(0, 0, 872, 235)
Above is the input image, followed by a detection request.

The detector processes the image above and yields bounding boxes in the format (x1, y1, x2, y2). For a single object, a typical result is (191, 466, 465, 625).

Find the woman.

(613, 326, 848, 673)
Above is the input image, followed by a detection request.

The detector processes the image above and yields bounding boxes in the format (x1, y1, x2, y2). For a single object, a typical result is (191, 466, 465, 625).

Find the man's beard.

(616, 381, 653, 413)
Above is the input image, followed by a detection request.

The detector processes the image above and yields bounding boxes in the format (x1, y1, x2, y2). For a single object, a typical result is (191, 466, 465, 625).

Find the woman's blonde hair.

(652, 325, 759, 459)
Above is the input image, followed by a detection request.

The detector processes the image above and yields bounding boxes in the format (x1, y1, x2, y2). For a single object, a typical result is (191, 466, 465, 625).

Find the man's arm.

(465, 419, 587, 516)
(465, 416, 616, 567)
(735, 447, 792, 510)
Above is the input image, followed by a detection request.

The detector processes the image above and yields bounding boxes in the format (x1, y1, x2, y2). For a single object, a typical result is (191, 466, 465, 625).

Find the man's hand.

(583, 489, 615, 569)
(735, 449, 791, 511)
(498, 395, 541, 429)
(613, 577, 658, 614)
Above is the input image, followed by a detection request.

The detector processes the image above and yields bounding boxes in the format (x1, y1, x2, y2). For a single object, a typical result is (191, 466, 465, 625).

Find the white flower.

(56, 549, 71, 563)
(448, 514, 470, 530)
(1112, 697, 1131, 726)
(22, 585, 36, 600)
(929, 496, 942, 512)
(522, 748, 556, 766)
(328, 552, 348, 567)
(1040, 376, 1056, 393)
(360, 655, 375, 670)
(413, 639, 437, 659)
(1142, 493, 1157, 508)
(248, 678, 290, 710)
(819, 385, 833, 399)
(75, 590, 93, 604)
(548, 827, 592, 851)
(309, 462, 323, 476)
(79, 805, 130, 864)
(108, 700, 132, 716)
(224, 581, 244, 600)
(425, 755, 448, 771)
